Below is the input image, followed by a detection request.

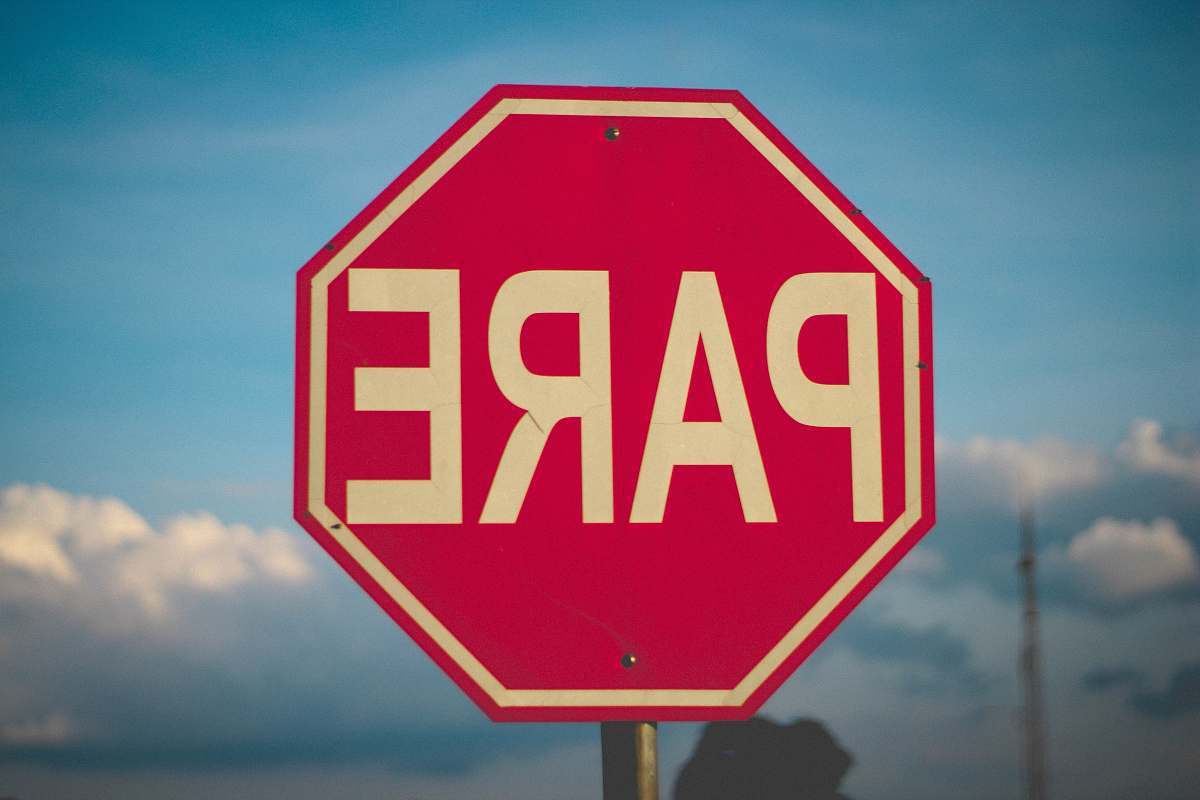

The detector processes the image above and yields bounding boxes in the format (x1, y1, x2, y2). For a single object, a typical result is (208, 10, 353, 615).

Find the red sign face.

(295, 85, 934, 721)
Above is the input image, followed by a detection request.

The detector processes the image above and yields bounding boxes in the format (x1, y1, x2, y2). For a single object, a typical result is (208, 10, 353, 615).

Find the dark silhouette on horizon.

(674, 716, 855, 800)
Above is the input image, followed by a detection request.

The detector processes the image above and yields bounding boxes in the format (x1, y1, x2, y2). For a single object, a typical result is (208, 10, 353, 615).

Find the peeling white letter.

(481, 270, 613, 523)
(630, 272, 776, 523)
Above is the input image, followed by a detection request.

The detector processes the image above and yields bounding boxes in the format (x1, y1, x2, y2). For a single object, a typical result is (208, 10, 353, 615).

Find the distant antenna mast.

(1018, 499, 1049, 800)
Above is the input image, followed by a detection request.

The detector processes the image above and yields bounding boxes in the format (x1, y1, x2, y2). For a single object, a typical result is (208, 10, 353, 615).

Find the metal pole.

(601, 721, 658, 800)
(634, 721, 658, 800)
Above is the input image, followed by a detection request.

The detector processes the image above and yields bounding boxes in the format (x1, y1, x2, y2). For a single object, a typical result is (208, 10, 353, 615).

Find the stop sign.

(295, 85, 934, 721)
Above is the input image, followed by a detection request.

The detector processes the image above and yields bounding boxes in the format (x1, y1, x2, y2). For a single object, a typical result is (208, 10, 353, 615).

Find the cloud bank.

(1, 411, 1197, 800)
(1117, 419, 1200, 486)
(0, 483, 587, 780)
(941, 434, 1108, 501)
(936, 418, 1200, 508)
(0, 483, 311, 624)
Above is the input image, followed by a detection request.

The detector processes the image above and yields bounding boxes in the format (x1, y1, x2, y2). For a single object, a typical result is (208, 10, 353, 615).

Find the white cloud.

(0, 712, 82, 746)
(0, 483, 150, 583)
(938, 418, 1200, 507)
(1064, 517, 1199, 600)
(1117, 419, 1200, 486)
(0, 483, 313, 621)
(896, 545, 947, 576)
(937, 434, 1107, 503)
(115, 512, 313, 617)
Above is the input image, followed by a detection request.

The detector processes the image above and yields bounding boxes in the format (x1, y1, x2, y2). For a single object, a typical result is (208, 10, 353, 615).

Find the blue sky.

(1, 2, 1197, 799)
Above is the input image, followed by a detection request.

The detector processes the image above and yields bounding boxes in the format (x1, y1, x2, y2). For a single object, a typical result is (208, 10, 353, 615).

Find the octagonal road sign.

(295, 85, 935, 721)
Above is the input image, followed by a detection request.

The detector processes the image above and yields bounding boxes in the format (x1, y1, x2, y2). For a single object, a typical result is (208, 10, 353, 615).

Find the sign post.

(295, 85, 935, 770)
(601, 721, 658, 800)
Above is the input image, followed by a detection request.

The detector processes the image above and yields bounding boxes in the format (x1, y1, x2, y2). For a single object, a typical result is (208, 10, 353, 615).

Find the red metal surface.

(295, 85, 935, 721)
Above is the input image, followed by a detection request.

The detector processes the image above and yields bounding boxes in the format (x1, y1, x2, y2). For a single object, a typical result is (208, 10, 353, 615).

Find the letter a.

(630, 272, 776, 523)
